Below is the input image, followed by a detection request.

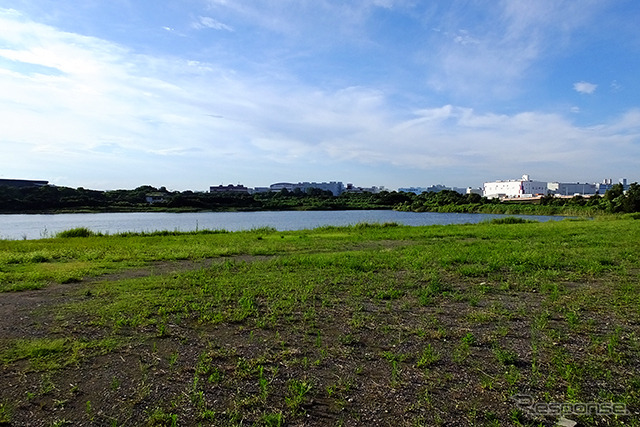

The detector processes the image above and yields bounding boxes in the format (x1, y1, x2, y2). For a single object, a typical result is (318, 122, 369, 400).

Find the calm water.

(0, 210, 566, 240)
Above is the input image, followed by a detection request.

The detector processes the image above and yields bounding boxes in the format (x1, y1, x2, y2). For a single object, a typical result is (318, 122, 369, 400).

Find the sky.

(1, 0, 639, 191)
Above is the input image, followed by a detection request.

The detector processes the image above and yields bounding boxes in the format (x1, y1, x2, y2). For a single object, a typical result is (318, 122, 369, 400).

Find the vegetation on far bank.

(0, 217, 639, 425)
(1, 182, 639, 215)
(395, 182, 640, 216)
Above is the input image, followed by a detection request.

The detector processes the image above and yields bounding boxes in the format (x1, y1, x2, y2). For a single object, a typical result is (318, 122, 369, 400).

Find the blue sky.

(1, 0, 639, 191)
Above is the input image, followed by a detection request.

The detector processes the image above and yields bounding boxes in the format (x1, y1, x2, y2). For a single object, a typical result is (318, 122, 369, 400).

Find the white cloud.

(1, 7, 638, 189)
(574, 81, 597, 94)
(421, 1, 609, 100)
(192, 16, 233, 31)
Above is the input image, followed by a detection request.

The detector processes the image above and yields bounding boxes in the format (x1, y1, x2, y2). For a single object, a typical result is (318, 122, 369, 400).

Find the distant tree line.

(0, 185, 403, 213)
(1, 183, 639, 214)
(394, 183, 640, 215)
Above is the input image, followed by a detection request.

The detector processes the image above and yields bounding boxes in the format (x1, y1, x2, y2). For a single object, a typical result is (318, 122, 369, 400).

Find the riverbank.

(0, 210, 572, 240)
(1, 218, 639, 425)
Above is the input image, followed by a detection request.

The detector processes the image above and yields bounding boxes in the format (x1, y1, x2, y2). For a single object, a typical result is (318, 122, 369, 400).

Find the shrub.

(56, 227, 96, 238)
(489, 217, 536, 225)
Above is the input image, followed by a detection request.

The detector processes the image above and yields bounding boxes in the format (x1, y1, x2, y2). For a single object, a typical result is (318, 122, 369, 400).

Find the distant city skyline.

(1, 173, 634, 194)
(1, 2, 639, 191)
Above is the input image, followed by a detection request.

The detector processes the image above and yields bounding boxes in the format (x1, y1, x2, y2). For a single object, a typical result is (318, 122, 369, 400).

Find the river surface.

(0, 210, 567, 240)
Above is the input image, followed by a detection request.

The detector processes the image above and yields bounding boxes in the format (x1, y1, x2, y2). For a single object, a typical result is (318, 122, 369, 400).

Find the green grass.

(0, 337, 120, 371)
(0, 218, 639, 425)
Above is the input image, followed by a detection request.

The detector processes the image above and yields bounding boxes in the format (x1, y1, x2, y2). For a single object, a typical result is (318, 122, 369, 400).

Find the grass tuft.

(488, 217, 537, 225)
(56, 227, 98, 238)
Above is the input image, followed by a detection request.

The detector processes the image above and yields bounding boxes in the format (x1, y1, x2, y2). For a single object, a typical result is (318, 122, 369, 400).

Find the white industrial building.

(483, 175, 549, 199)
(547, 182, 597, 196)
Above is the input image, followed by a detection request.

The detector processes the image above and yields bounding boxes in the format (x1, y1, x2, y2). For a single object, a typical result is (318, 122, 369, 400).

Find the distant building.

(145, 193, 168, 204)
(399, 185, 471, 195)
(398, 187, 428, 194)
(548, 182, 597, 196)
(251, 187, 271, 194)
(0, 179, 49, 188)
(548, 178, 629, 196)
(344, 183, 383, 194)
(450, 187, 469, 195)
(483, 174, 549, 199)
(269, 181, 344, 196)
(210, 184, 250, 194)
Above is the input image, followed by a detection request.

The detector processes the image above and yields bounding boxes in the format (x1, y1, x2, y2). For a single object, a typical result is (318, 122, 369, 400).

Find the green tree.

(622, 182, 640, 213)
(604, 183, 624, 201)
(604, 183, 625, 213)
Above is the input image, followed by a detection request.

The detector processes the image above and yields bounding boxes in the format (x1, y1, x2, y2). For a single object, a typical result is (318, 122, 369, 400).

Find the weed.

(285, 379, 312, 414)
(208, 367, 223, 384)
(258, 365, 269, 401)
(453, 334, 475, 363)
(503, 365, 520, 387)
(326, 377, 353, 399)
(110, 377, 120, 390)
(390, 359, 402, 386)
(85, 400, 93, 421)
(53, 398, 67, 409)
(168, 351, 179, 367)
(418, 273, 450, 305)
(489, 217, 536, 225)
(493, 344, 518, 365)
(262, 411, 284, 426)
(339, 333, 359, 346)
(147, 408, 178, 427)
(0, 402, 12, 424)
(461, 332, 476, 346)
(57, 227, 97, 238)
(416, 344, 440, 368)
(200, 409, 216, 421)
(607, 327, 623, 362)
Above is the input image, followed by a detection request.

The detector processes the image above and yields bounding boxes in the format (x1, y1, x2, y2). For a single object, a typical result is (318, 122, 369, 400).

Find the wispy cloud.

(192, 16, 233, 31)
(610, 80, 622, 92)
(422, 1, 609, 100)
(574, 81, 597, 94)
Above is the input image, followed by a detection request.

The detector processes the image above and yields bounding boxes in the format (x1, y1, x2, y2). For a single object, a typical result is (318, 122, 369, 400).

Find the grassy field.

(0, 217, 639, 426)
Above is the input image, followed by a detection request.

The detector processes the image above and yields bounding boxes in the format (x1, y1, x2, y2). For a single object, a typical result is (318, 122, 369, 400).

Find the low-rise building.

(466, 187, 483, 196)
(210, 184, 250, 194)
(344, 183, 383, 193)
(398, 187, 428, 194)
(399, 185, 468, 195)
(145, 193, 168, 204)
(270, 181, 344, 196)
(548, 182, 597, 196)
(483, 174, 549, 199)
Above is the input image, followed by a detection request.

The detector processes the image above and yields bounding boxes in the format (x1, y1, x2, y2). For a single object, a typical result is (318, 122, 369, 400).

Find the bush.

(354, 222, 400, 229)
(56, 227, 97, 238)
(489, 217, 536, 225)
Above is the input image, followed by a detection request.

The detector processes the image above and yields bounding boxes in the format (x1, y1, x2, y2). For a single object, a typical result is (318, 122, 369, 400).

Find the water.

(0, 210, 567, 240)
